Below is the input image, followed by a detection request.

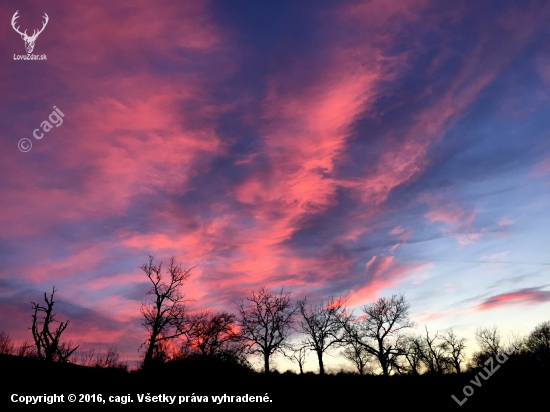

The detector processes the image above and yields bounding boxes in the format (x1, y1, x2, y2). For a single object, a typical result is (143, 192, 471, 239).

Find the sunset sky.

(1, 0, 550, 371)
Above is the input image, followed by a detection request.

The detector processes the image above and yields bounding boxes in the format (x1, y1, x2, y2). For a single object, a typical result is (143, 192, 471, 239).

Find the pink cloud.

(346, 256, 431, 306)
(414, 287, 550, 323)
(421, 194, 476, 225)
(498, 217, 514, 226)
(419, 194, 485, 245)
(455, 233, 483, 246)
(0, 2, 230, 241)
(390, 226, 404, 235)
(413, 306, 470, 324)
(480, 251, 510, 261)
(477, 288, 550, 311)
(389, 228, 412, 253)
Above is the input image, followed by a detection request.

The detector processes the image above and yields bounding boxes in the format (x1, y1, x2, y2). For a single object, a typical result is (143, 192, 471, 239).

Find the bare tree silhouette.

(31, 287, 78, 362)
(297, 296, 347, 375)
(525, 320, 550, 369)
(418, 326, 449, 375)
(286, 343, 308, 374)
(0, 331, 14, 355)
(74, 348, 97, 367)
(401, 328, 466, 375)
(16, 340, 36, 358)
(401, 335, 423, 375)
(441, 329, 467, 373)
(235, 286, 296, 373)
(95, 346, 128, 370)
(184, 310, 246, 363)
(341, 294, 414, 376)
(341, 337, 372, 375)
(471, 326, 502, 367)
(140, 255, 196, 369)
(73, 346, 127, 370)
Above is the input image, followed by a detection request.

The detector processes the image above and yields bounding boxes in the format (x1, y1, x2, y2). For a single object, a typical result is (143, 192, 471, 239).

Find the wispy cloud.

(477, 287, 550, 311)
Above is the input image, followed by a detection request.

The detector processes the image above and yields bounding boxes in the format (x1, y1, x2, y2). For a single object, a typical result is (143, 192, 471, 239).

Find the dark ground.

(1, 354, 546, 409)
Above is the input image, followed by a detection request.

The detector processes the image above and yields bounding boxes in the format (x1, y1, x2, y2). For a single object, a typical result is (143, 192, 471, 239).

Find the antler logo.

(11, 11, 49, 54)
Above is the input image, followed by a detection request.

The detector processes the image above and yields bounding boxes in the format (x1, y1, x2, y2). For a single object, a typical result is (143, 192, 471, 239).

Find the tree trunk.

(143, 335, 157, 369)
(264, 353, 270, 373)
(45, 345, 55, 362)
(317, 351, 325, 375)
(380, 356, 389, 376)
(378, 339, 389, 376)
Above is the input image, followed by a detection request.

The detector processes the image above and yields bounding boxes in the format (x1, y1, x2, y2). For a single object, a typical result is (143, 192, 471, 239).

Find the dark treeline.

(1, 255, 548, 408)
